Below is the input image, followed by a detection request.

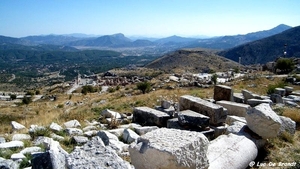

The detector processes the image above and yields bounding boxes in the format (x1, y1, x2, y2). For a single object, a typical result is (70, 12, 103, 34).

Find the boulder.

(29, 124, 46, 134)
(31, 152, 53, 169)
(66, 137, 131, 169)
(210, 124, 228, 138)
(0, 137, 5, 144)
(83, 125, 97, 132)
(161, 100, 172, 109)
(97, 130, 128, 153)
(108, 128, 125, 138)
(65, 128, 83, 136)
(0, 141, 24, 149)
(101, 109, 122, 119)
(71, 136, 89, 145)
(11, 153, 26, 160)
(246, 103, 281, 139)
(64, 120, 81, 128)
(44, 137, 69, 169)
(155, 105, 176, 117)
(247, 98, 273, 107)
(213, 85, 233, 101)
(49, 122, 63, 132)
(11, 121, 26, 131)
(12, 134, 31, 141)
(270, 94, 283, 104)
(242, 89, 260, 103)
(179, 95, 227, 126)
(287, 95, 300, 102)
(129, 128, 209, 169)
(279, 116, 296, 135)
(50, 133, 65, 141)
(167, 118, 185, 130)
(216, 100, 251, 117)
(123, 128, 139, 144)
(207, 133, 258, 169)
(178, 110, 210, 128)
(274, 88, 286, 97)
(20, 146, 42, 154)
(284, 86, 294, 95)
(0, 157, 18, 169)
(225, 115, 246, 125)
(84, 130, 98, 137)
(132, 107, 170, 127)
(134, 126, 159, 135)
(233, 93, 244, 103)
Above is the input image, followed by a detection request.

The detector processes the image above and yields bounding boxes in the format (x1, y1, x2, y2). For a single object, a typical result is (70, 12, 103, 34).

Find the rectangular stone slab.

(133, 107, 170, 127)
(179, 95, 227, 126)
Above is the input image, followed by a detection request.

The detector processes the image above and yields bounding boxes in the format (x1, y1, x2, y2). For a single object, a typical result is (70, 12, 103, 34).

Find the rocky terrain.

(0, 82, 299, 169)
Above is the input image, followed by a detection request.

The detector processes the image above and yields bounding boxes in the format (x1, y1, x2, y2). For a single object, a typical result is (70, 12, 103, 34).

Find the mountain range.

(0, 24, 292, 50)
(218, 25, 300, 65)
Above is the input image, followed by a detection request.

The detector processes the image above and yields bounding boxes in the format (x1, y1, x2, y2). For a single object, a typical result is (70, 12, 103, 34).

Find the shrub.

(136, 81, 151, 94)
(275, 58, 295, 74)
(10, 94, 17, 100)
(266, 81, 286, 95)
(211, 74, 218, 85)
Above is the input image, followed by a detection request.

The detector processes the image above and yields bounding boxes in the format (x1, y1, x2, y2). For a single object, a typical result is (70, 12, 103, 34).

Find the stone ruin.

(0, 85, 299, 169)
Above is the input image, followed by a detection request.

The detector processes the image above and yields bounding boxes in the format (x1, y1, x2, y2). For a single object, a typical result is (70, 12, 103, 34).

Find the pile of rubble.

(0, 85, 298, 169)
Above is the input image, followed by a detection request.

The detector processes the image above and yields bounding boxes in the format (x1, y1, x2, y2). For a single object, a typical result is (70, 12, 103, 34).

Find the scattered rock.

(134, 126, 159, 135)
(20, 146, 42, 154)
(49, 122, 63, 132)
(129, 128, 209, 169)
(11, 153, 26, 160)
(279, 116, 296, 135)
(12, 134, 31, 141)
(123, 128, 139, 144)
(0, 157, 19, 169)
(71, 136, 89, 145)
(11, 121, 26, 131)
(225, 115, 246, 125)
(0, 141, 24, 149)
(246, 103, 281, 139)
(65, 128, 83, 136)
(246, 98, 273, 107)
(64, 120, 81, 128)
(102, 109, 122, 119)
(270, 94, 283, 104)
(274, 88, 286, 97)
(50, 133, 65, 141)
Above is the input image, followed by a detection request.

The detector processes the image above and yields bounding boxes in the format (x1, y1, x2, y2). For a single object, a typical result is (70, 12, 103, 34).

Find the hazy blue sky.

(1, 0, 299, 37)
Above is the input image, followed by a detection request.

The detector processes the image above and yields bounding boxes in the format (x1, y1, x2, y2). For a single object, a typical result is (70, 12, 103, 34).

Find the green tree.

(22, 96, 32, 105)
(137, 81, 151, 94)
(275, 58, 294, 74)
(10, 94, 17, 100)
(211, 74, 218, 85)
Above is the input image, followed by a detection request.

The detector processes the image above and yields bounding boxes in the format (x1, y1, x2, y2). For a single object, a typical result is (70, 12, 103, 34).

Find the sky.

(1, 0, 300, 38)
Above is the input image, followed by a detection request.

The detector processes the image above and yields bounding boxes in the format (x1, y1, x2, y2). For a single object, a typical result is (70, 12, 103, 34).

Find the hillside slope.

(218, 25, 300, 65)
(145, 49, 241, 73)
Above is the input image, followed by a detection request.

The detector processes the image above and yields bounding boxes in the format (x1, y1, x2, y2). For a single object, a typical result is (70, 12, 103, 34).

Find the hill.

(187, 24, 292, 49)
(218, 25, 300, 65)
(145, 49, 241, 73)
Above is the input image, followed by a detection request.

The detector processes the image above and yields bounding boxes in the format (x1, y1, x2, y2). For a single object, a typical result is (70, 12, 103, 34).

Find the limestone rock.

(270, 94, 283, 104)
(101, 109, 121, 119)
(246, 103, 281, 139)
(109, 128, 125, 138)
(247, 98, 273, 107)
(233, 93, 244, 103)
(29, 125, 46, 133)
(83, 125, 97, 132)
(64, 119, 81, 128)
(20, 146, 42, 154)
(123, 128, 139, 144)
(161, 100, 172, 109)
(216, 100, 251, 117)
(65, 128, 83, 136)
(213, 85, 233, 101)
(50, 133, 65, 141)
(279, 116, 296, 135)
(129, 128, 209, 169)
(274, 87, 286, 96)
(11, 121, 26, 131)
(12, 134, 31, 141)
(0, 141, 24, 149)
(242, 89, 261, 103)
(225, 115, 246, 125)
(66, 137, 131, 169)
(11, 153, 26, 160)
(134, 126, 159, 135)
(71, 136, 89, 145)
(0, 157, 18, 169)
(133, 107, 170, 127)
(43, 137, 68, 169)
(49, 122, 63, 132)
(84, 130, 98, 137)
(207, 133, 258, 169)
(179, 95, 227, 126)
(97, 130, 128, 153)
(0, 137, 5, 144)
